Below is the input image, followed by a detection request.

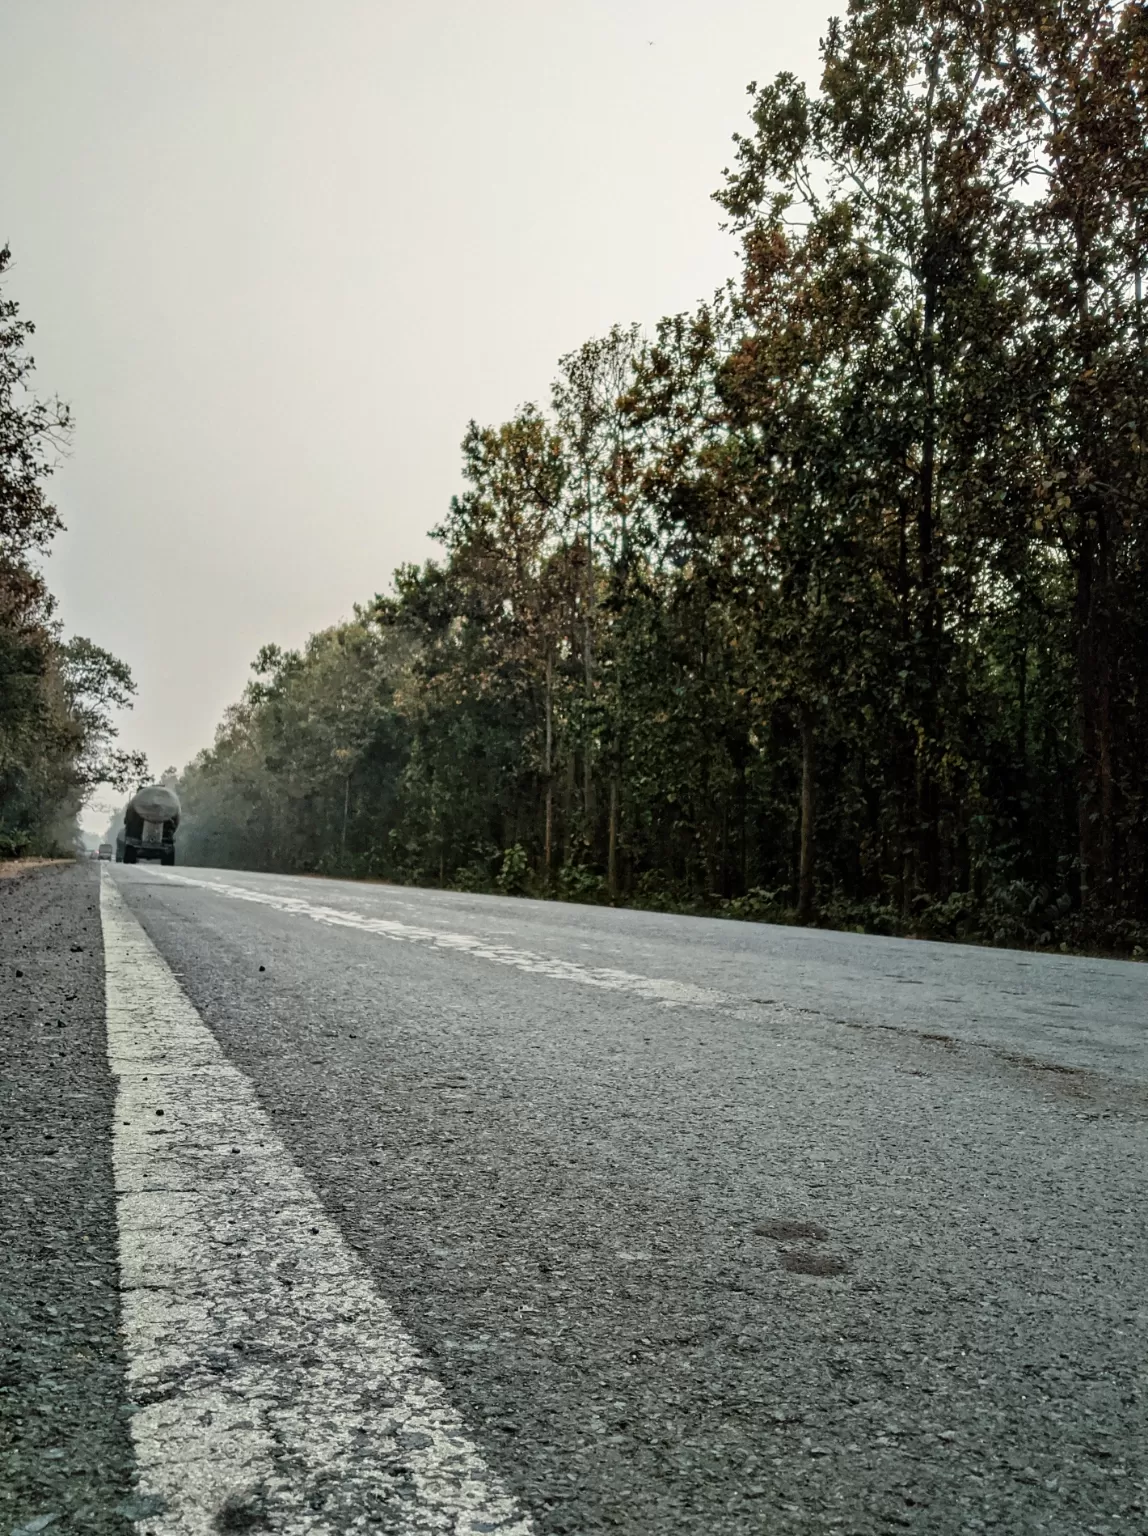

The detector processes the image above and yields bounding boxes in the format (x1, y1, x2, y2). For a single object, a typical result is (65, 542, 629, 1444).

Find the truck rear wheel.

(161, 849, 175, 867)
(124, 846, 137, 865)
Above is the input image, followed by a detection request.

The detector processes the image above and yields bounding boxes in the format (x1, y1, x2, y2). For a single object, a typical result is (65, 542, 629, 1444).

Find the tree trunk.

(582, 483, 596, 852)
(1070, 197, 1119, 920)
(563, 750, 575, 864)
(915, 46, 940, 899)
(798, 704, 816, 924)
(607, 776, 618, 898)
(544, 652, 554, 881)
(1015, 622, 1028, 872)
(583, 752, 596, 852)
(1076, 506, 1118, 916)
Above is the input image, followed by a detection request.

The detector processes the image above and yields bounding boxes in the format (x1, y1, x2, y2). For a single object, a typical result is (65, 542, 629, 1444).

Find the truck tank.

(122, 785, 181, 866)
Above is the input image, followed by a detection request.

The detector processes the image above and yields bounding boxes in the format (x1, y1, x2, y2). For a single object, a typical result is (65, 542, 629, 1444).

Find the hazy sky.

(2, 0, 829, 827)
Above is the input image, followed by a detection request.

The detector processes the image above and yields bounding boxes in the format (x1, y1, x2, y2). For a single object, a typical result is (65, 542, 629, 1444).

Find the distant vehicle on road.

(121, 785, 181, 866)
(98, 843, 113, 861)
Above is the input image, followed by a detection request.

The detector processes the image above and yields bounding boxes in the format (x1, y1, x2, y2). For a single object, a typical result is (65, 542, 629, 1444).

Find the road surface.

(2, 861, 1146, 1535)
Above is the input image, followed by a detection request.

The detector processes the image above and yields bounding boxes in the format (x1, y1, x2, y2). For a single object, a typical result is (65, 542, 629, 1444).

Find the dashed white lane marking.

(100, 871, 534, 1536)
(155, 871, 742, 1012)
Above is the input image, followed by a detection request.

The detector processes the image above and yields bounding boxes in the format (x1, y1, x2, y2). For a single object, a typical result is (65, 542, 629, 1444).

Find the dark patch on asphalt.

(779, 1251, 850, 1278)
(753, 1219, 829, 1242)
(1007, 1053, 1084, 1077)
(213, 1484, 270, 1530)
(846, 1016, 1148, 1119)
(0, 863, 136, 1536)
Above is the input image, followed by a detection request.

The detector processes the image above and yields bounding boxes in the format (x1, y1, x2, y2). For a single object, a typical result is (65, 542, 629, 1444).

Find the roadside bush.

(557, 862, 606, 903)
(496, 843, 530, 896)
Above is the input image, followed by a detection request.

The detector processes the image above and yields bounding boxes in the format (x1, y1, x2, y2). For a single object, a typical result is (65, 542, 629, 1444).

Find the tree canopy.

(178, 0, 1148, 954)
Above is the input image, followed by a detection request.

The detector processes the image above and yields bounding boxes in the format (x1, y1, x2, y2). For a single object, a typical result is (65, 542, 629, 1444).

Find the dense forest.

(178, 0, 1148, 954)
(0, 247, 143, 855)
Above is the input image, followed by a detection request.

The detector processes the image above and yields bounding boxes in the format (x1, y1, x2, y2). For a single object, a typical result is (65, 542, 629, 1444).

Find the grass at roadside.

(0, 858, 72, 880)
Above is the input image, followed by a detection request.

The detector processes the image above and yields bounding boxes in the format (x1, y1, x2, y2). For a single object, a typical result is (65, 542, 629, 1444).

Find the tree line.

(178, 0, 1148, 954)
(0, 247, 143, 855)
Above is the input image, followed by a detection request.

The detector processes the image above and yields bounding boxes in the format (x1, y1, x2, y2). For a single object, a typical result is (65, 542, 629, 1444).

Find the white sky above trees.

(0, 0, 827, 826)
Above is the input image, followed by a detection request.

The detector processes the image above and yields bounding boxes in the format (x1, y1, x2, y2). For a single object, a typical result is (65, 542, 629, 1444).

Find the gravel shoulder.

(0, 859, 72, 881)
(0, 862, 135, 1536)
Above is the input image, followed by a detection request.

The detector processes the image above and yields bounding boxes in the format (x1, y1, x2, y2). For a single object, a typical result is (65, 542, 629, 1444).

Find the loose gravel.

(0, 862, 135, 1536)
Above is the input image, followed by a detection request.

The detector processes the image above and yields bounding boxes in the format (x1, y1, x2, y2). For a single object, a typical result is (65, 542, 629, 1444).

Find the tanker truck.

(121, 784, 181, 866)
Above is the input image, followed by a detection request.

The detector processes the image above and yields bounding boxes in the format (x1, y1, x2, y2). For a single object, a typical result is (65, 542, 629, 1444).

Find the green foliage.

(496, 844, 530, 896)
(177, 1, 1148, 954)
(557, 863, 606, 904)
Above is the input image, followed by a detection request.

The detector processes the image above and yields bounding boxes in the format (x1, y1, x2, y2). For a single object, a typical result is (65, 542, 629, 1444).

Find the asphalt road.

(3, 861, 1147, 1536)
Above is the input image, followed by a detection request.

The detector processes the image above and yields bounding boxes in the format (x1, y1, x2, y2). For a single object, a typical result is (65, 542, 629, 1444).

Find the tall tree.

(0, 248, 143, 851)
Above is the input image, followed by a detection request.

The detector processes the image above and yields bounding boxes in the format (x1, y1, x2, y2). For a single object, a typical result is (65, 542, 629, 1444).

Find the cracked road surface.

(3, 860, 1147, 1535)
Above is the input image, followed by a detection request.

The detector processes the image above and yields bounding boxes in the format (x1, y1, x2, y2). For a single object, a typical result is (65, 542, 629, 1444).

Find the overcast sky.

(1, 0, 829, 828)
